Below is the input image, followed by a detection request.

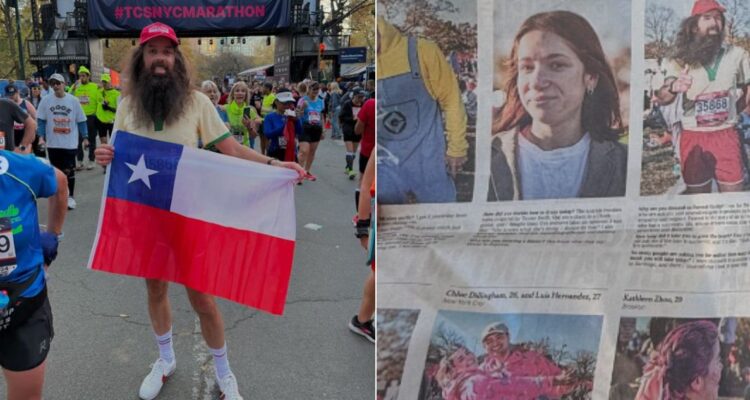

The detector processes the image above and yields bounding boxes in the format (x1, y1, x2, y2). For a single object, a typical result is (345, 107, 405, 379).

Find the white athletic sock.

(155, 329, 175, 364)
(210, 343, 232, 380)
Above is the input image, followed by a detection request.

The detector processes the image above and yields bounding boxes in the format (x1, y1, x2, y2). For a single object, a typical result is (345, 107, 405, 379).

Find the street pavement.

(0, 137, 374, 399)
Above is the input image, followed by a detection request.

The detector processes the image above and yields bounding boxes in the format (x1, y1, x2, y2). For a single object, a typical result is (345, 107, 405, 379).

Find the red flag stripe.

(90, 197, 295, 315)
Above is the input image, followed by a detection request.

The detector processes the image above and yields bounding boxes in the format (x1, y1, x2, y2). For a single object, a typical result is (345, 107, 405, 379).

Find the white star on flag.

(125, 154, 158, 189)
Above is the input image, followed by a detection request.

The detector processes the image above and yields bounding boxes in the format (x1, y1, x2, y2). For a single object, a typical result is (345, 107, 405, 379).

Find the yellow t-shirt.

(376, 16, 468, 158)
(70, 82, 102, 116)
(113, 91, 230, 148)
(666, 45, 750, 131)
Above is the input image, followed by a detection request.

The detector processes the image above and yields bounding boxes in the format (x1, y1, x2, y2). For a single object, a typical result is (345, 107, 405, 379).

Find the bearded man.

(94, 22, 306, 400)
(656, 0, 750, 194)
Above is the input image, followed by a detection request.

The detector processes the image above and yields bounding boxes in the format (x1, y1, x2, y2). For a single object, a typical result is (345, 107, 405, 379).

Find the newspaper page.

(376, 0, 750, 399)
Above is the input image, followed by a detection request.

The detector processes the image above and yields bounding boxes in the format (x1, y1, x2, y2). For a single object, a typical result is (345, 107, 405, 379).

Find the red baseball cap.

(139, 22, 179, 46)
(691, 0, 725, 16)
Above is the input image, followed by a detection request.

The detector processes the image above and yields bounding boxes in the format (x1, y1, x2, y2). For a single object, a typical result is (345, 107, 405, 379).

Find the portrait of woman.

(635, 320, 721, 400)
(489, 10, 628, 201)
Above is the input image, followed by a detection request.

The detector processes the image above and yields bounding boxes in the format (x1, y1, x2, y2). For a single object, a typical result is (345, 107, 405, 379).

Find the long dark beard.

(131, 64, 190, 128)
(672, 32, 724, 68)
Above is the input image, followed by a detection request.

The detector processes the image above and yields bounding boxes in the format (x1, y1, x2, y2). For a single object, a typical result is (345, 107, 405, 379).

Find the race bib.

(0, 131, 5, 149)
(52, 117, 71, 134)
(279, 136, 288, 148)
(695, 90, 730, 127)
(79, 95, 89, 105)
(13, 121, 23, 131)
(309, 111, 321, 125)
(0, 218, 17, 278)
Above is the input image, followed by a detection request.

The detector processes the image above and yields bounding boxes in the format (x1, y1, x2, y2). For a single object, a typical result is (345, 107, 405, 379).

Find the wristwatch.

(18, 145, 27, 152)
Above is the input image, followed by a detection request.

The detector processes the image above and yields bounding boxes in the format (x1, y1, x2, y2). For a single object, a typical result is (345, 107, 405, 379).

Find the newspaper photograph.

(418, 311, 602, 400)
(489, 0, 631, 201)
(641, 0, 750, 196)
(610, 317, 750, 400)
(377, 0, 477, 204)
(376, 0, 750, 399)
(378, 308, 421, 400)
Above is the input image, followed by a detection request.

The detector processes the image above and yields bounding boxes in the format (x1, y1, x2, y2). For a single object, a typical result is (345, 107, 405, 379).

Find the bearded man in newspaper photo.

(655, 0, 750, 194)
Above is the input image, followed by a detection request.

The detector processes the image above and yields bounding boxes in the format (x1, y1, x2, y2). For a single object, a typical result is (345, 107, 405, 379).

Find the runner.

(25, 83, 46, 157)
(95, 73, 120, 146)
(0, 89, 35, 153)
(226, 81, 261, 150)
(355, 96, 376, 213)
(0, 148, 67, 400)
(27, 83, 43, 109)
(37, 73, 88, 210)
(7, 85, 37, 157)
(297, 81, 326, 177)
(263, 89, 301, 162)
(340, 88, 365, 180)
(656, 0, 750, 194)
(93, 22, 306, 400)
(259, 82, 276, 155)
(328, 82, 344, 140)
(200, 80, 230, 130)
(349, 154, 375, 343)
(68, 66, 102, 170)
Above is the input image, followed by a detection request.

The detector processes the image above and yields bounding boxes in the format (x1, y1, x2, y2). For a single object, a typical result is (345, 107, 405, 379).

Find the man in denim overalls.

(376, 17, 468, 204)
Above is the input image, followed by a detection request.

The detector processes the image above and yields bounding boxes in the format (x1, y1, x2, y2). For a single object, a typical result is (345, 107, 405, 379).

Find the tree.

(103, 39, 136, 72)
(644, 3, 675, 61)
(0, 0, 37, 78)
(722, 0, 750, 44)
(348, 1, 375, 62)
(378, 0, 476, 56)
(197, 52, 246, 82)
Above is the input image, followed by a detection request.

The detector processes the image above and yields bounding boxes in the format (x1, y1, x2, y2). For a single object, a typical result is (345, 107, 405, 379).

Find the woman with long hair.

(489, 11, 627, 201)
(636, 320, 722, 400)
(27, 83, 43, 109)
(225, 81, 261, 150)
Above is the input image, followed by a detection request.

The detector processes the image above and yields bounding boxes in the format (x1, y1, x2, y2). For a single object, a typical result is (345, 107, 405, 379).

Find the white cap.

(49, 73, 65, 83)
(275, 91, 295, 104)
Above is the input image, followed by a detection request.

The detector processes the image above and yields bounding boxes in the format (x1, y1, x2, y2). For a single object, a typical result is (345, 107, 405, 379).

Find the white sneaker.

(67, 197, 76, 210)
(217, 373, 243, 400)
(86, 161, 94, 170)
(138, 358, 176, 400)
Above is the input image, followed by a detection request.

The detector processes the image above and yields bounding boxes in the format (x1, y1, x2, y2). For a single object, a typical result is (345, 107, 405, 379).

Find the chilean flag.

(88, 131, 297, 315)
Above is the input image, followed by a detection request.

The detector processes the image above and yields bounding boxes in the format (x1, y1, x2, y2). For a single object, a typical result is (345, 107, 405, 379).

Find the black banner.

(88, 1, 292, 37)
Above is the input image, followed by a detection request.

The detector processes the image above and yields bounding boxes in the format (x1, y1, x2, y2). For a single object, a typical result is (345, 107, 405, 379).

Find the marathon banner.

(88, 0, 292, 36)
(377, 0, 750, 399)
(88, 131, 298, 315)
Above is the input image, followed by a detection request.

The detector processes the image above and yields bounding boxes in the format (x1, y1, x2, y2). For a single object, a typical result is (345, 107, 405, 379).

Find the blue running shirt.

(0, 151, 57, 297)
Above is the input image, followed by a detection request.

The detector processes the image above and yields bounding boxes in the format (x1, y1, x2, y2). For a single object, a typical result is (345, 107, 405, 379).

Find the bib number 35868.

(0, 218, 17, 277)
(696, 90, 730, 127)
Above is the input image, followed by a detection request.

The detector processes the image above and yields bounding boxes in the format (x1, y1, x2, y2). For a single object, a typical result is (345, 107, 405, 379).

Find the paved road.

(0, 138, 374, 399)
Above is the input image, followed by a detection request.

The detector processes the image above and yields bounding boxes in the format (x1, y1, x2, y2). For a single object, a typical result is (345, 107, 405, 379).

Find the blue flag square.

(107, 131, 184, 211)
